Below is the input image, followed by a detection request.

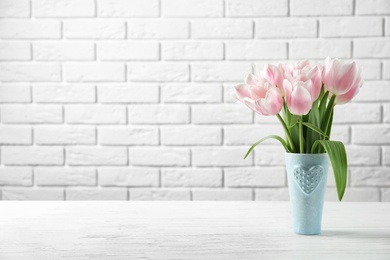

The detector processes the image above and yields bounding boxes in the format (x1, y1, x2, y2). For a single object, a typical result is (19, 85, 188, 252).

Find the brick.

(226, 0, 287, 17)
(224, 125, 283, 145)
(66, 105, 126, 124)
(67, 147, 127, 166)
(2, 188, 64, 200)
(98, 0, 158, 17)
(325, 188, 380, 202)
(129, 105, 189, 124)
(346, 146, 380, 166)
(64, 20, 125, 39)
(130, 188, 190, 200)
(320, 17, 382, 37)
(192, 104, 252, 124)
(2, 146, 64, 165)
(291, 0, 353, 16)
(98, 84, 158, 103)
(162, 0, 222, 17)
(128, 62, 189, 82)
(353, 81, 390, 102)
(225, 167, 285, 187)
(66, 188, 127, 200)
(32, 0, 94, 17)
(35, 167, 96, 186)
(99, 167, 159, 187)
(352, 125, 390, 144)
(350, 167, 390, 186)
(33, 84, 95, 103)
(290, 39, 351, 59)
(226, 41, 287, 60)
(192, 147, 253, 166)
(192, 188, 252, 201)
(192, 62, 251, 82)
(64, 63, 125, 82)
(98, 41, 158, 61)
(0, 63, 61, 82)
(162, 168, 222, 187)
(161, 126, 221, 145)
(0, 20, 60, 39)
(99, 126, 158, 145)
(35, 126, 96, 145)
(255, 146, 286, 166)
(0, 84, 31, 103)
(384, 60, 390, 80)
(383, 188, 390, 202)
(0, 167, 32, 186)
(256, 18, 317, 38)
(161, 83, 222, 103)
(34, 41, 94, 61)
(254, 113, 280, 124)
(255, 188, 289, 201)
(330, 125, 350, 144)
(354, 39, 390, 58)
(0, 126, 31, 144)
(162, 41, 223, 61)
(192, 19, 253, 39)
(1, 105, 62, 124)
(356, 0, 390, 15)
(128, 20, 188, 39)
(0, 0, 30, 17)
(356, 60, 381, 80)
(0, 41, 31, 60)
(384, 146, 390, 165)
(386, 18, 390, 36)
(333, 103, 381, 124)
(130, 147, 190, 166)
(385, 104, 390, 123)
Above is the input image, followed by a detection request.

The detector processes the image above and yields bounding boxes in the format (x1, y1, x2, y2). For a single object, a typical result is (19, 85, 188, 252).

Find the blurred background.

(0, 0, 389, 201)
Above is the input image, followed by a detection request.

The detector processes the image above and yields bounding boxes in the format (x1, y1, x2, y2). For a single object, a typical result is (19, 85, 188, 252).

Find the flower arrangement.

(232, 57, 363, 201)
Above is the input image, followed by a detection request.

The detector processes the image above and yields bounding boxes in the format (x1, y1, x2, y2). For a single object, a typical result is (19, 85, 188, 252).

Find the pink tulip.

(334, 73, 362, 105)
(283, 60, 322, 102)
(322, 57, 362, 99)
(262, 64, 284, 89)
(283, 79, 313, 116)
(233, 74, 283, 116)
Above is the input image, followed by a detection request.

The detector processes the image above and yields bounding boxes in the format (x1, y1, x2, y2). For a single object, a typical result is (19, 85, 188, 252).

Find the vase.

(285, 153, 329, 235)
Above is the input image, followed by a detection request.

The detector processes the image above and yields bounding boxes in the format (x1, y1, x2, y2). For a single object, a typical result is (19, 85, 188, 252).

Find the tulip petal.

(233, 84, 251, 101)
(289, 84, 312, 115)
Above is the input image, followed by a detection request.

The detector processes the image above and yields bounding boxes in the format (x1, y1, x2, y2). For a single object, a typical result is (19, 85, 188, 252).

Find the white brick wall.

(0, 0, 388, 201)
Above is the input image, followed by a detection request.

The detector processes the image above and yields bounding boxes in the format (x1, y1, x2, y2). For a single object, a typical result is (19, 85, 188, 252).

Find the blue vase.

(285, 153, 329, 235)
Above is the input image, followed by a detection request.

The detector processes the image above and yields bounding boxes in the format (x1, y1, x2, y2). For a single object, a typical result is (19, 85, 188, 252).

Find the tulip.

(283, 79, 313, 116)
(233, 74, 283, 116)
(322, 57, 362, 100)
(262, 64, 284, 89)
(334, 73, 362, 105)
(283, 61, 322, 102)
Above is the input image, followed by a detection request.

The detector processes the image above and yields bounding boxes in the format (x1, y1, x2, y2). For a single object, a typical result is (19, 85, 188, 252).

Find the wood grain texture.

(0, 202, 389, 259)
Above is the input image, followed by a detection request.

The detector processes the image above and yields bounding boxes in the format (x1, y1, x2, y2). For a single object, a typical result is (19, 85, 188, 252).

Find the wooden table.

(0, 202, 389, 259)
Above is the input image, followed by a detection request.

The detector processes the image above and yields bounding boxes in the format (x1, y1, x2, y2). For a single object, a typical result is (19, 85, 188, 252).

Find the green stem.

(299, 116, 303, 153)
(276, 113, 296, 153)
(299, 116, 304, 154)
(323, 95, 336, 141)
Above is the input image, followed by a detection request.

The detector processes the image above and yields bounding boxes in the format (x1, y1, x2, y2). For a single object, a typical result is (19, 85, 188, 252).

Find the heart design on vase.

(293, 165, 324, 194)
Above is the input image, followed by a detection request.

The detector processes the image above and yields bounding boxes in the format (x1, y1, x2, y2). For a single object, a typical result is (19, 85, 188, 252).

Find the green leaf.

(244, 135, 290, 159)
(306, 103, 321, 153)
(311, 140, 348, 201)
(302, 122, 328, 138)
(319, 91, 329, 120)
(287, 115, 299, 128)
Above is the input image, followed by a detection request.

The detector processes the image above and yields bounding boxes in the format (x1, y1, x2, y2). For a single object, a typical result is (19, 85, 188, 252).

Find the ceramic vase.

(285, 153, 329, 235)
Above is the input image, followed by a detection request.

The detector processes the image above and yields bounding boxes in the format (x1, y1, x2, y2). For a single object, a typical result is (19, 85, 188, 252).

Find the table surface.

(0, 202, 389, 259)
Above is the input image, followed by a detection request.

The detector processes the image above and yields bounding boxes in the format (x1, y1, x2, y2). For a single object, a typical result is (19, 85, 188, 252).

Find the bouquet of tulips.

(232, 57, 363, 201)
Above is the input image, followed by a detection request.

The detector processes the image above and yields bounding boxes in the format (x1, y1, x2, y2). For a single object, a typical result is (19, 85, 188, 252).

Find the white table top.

(0, 202, 389, 259)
